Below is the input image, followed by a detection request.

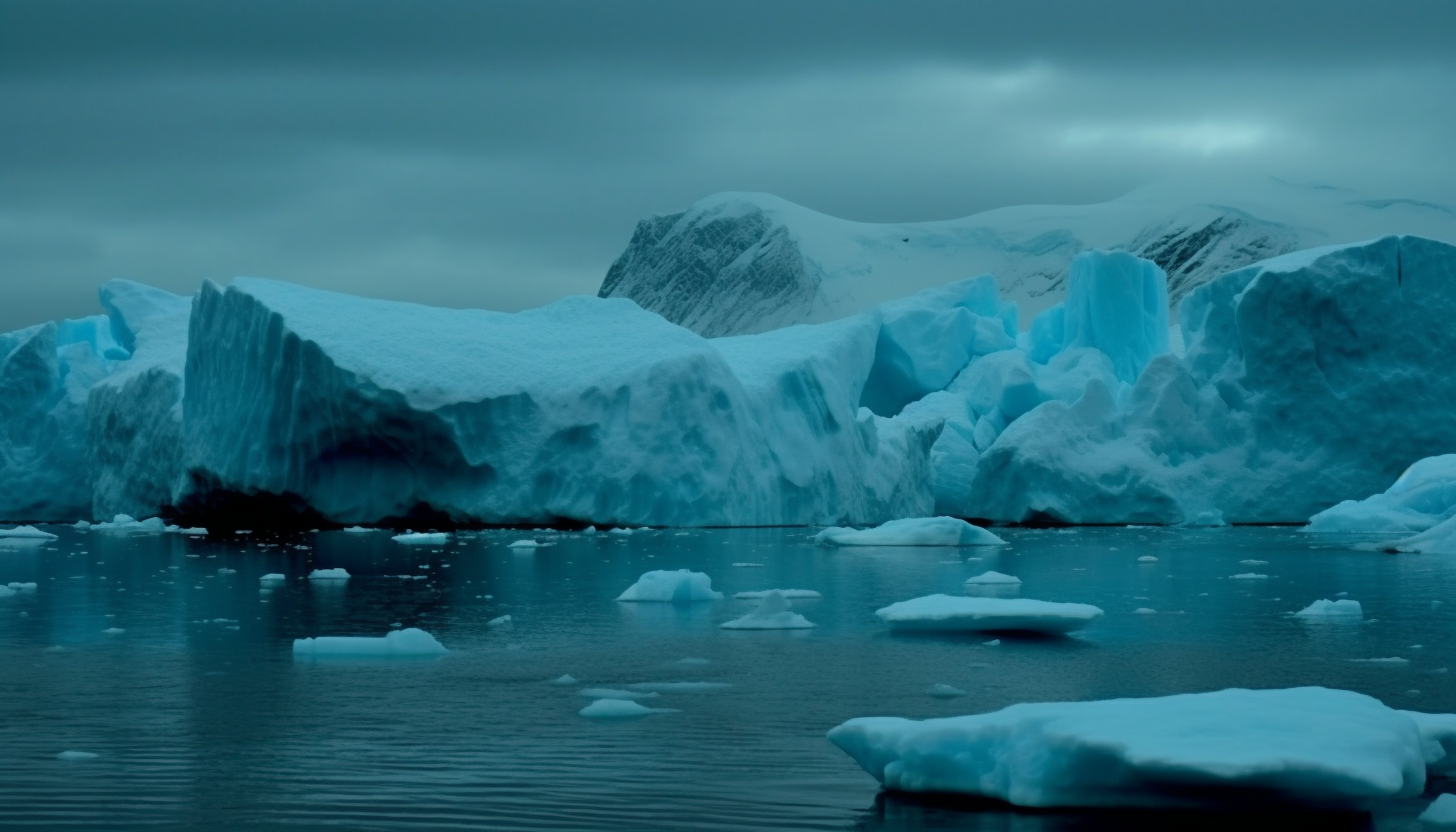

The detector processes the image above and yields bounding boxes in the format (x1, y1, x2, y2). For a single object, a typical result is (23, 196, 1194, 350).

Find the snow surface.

(719, 591, 816, 629)
(292, 628, 446, 658)
(875, 594, 1102, 634)
(1307, 454, 1456, 534)
(828, 687, 1434, 809)
(600, 177, 1456, 336)
(615, 570, 722, 603)
(813, 517, 1005, 547)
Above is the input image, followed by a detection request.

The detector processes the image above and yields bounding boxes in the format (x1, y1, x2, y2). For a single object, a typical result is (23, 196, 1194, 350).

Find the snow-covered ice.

(507, 539, 552, 549)
(307, 568, 350, 581)
(963, 571, 1021, 586)
(292, 628, 447, 658)
(719, 591, 816, 630)
(0, 525, 57, 539)
(828, 687, 1433, 809)
(813, 517, 1005, 547)
(392, 532, 448, 545)
(615, 570, 722, 603)
(875, 594, 1102, 634)
(1295, 599, 1363, 618)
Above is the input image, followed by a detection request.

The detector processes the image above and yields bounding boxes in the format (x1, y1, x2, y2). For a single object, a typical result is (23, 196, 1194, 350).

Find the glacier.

(827, 687, 1437, 810)
(599, 177, 1456, 337)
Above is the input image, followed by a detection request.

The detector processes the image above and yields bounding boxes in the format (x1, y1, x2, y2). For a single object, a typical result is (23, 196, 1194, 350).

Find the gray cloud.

(3, 0, 1454, 330)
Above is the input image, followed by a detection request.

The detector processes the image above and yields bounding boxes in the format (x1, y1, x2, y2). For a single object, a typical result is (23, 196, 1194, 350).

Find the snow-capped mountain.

(598, 177, 1456, 336)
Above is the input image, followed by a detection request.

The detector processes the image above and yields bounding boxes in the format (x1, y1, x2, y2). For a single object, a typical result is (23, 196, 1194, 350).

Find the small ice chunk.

(102, 627, 124, 634)
(292, 627, 447, 658)
(308, 568, 350, 580)
(92, 515, 167, 534)
(487, 615, 513, 627)
(176, 527, 208, 536)
(7, 582, 37, 592)
(1137, 556, 1158, 563)
(1133, 608, 1157, 614)
(392, 532, 449, 545)
(964, 571, 1021, 586)
(733, 589, 821, 599)
(720, 591, 816, 629)
(508, 539, 553, 548)
(217, 568, 236, 575)
(582, 525, 597, 534)
(1229, 573, 1269, 580)
(57, 751, 99, 761)
(608, 528, 634, 537)
(626, 681, 731, 692)
(982, 639, 1001, 646)
(813, 516, 1005, 547)
(341, 526, 375, 533)
(731, 562, 764, 567)
(549, 674, 579, 685)
(73, 520, 92, 530)
(675, 657, 710, 666)
(876, 594, 1103, 634)
(1295, 599, 1363, 618)
(927, 684, 967, 698)
(1239, 559, 1269, 566)
(1349, 657, 1410, 665)
(259, 573, 285, 583)
(615, 569, 722, 603)
(578, 688, 660, 700)
(0, 525, 58, 540)
(1420, 794, 1456, 825)
(578, 699, 675, 719)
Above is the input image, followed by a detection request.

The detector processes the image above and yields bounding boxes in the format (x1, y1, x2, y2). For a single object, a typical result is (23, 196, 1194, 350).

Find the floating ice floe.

(102, 627, 124, 634)
(964, 571, 1021, 586)
(292, 627, 447, 658)
(1421, 794, 1456, 826)
(731, 562, 764, 567)
(1403, 710, 1456, 775)
(1137, 556, 1158, 563)
(549, 674, 578, 685)
(307, 568, 350, 580)
(875, 594, 1102, 634)
(176, 527, 207, 535)
(1229, 573, 1268, 580)
(626, 681, 731, 692)
(507, 539, 552, 549)
(578, 699, 677, 719)
(608, 528, 635, 537)
(1349, 657, 1409, 665)
(0, 525, 57, 540)
(1295, 599, 1363, 618)
(813, 516, 1005, 547)
(487, 615, 512, 627)
(6, 582, 37, 592)
(578, 688, 660, 700)
(927, 684, 967, 698)
(392, 532, 449, 545)
(341, 526, 375, 533)
(91, 515, 168, 534)
(720, 591, 816, 630)
(56, 751, 99, 761)
(1133, 608, 1156, 615)
(615, 569, 722, 603)
(259, 573, 285, 583)
(828, 686, 1438, 809)
(733, 589, 821, 600)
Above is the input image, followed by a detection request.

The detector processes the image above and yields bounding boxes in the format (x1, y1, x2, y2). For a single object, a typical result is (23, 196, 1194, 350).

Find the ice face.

(874, 595, 1102, 634)
(827, 687, 1433, 810)
(1307, 454, 1456, 534)
(1026, 251, 1170, 384)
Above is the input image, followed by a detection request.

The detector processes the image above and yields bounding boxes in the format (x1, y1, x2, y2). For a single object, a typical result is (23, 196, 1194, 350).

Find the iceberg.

(1388, 514, 1456, 555)
(173, 278, 938, 528)
(1294, 599, 1363, 618)
(292, 627, 447, 658)
(813, 517, 1005, 547)
(964, 571, 1021, 586)
(827, 687, 1433, 810)
(1307, 454, 1456, 534)
(0, 525, 57, 539)
(307, 568, 350, 581)
(392, 532, 449, 545)
(875, 594, 1102, 634)
(719, 591, 816, 630)
(615, 569, 722, 603)
(91, 514, 167, 534)
(578, 699, 675, 719)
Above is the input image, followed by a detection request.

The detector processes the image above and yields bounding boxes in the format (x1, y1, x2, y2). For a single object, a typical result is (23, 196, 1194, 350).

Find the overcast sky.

(3, 0, 1454, 331)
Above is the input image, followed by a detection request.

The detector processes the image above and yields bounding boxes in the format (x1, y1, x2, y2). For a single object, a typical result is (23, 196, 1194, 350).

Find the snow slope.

(599, 177, 1456, 336)
(828, 687, 1433, 809)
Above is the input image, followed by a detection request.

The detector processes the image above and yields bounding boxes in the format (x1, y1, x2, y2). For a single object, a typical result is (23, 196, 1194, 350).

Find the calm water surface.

(2, 525, 1453, 831)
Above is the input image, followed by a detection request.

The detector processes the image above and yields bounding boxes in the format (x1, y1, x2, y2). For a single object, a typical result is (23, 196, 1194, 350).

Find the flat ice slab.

(733, 589, 822, 599)
(615, 569, 722, 603)
(875, 594, 1102, 634)
(720, 591, 816, 630)
(293, 627, 446, 658)
(392, 532, 448, 545)
(1295, 599, 1363, 618)
(0, 525, 57, 539)
(814, 517, 1005, 547)
(828, 687, 1432, 810)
